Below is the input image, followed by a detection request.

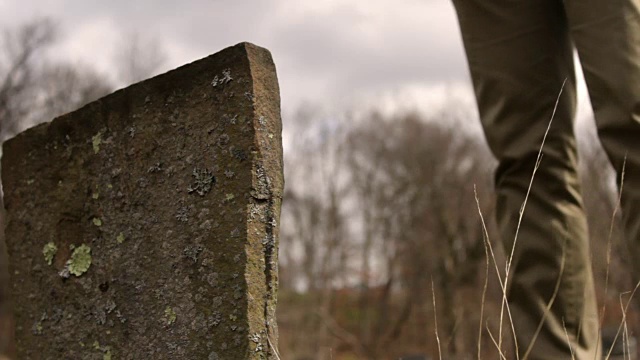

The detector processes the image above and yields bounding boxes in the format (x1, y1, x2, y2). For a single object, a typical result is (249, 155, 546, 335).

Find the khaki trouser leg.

(452, 1, 600, 358)
(566, 0, 640, 283)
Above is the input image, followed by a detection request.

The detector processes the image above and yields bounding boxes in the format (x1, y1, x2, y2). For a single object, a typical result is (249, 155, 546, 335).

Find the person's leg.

(566, 0, 640, 280)
(452, 0, 599, 358)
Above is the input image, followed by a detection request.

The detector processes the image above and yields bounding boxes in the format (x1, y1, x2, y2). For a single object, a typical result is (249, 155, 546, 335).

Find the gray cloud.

(0, 0, 472, 113)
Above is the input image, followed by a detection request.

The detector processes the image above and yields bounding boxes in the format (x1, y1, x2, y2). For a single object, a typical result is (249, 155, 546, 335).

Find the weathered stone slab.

(1, 42, 283, 359)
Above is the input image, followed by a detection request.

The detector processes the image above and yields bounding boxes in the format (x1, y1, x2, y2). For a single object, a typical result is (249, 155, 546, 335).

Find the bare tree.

(278, 106, 355, 359)
(278, 108, 500, 359)
(0, 18, 57, 141)
(113, 32, 167, 85)
(29, 63, 112, 125)
(278, 106, 640, 359)
(341, 112, 497, 358)
(0, 18, 112, 141)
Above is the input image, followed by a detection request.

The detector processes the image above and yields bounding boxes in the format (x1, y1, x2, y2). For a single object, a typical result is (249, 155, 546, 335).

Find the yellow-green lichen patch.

(34, 321, 43, 335)
(164, 306, 177, 325)
(92, 192, 100, 200)
(103, 347, 112, 360)
(92, 132, 103, 154)
(116, 232, 125, 244)
(68, 244, 92, 277)
(93, 218, 103, 227)
(225, 193, 235, 201)
(42, 242, 58, 265)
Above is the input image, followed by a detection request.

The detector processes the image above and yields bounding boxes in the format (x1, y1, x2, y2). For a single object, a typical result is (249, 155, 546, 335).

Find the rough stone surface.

(1, 42, 283, 359)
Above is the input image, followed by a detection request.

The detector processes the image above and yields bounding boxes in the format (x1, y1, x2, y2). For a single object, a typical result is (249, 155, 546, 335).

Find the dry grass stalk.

(562, 318, 577, 360)
(474, 186, 518, 357)
(603, 282, 640, 360)
(501, 78, 567, 358)
(596, 154, 626, 360)
(620, 295, 630, 360)
(474, 185, 491, 360)
(522, 239, 566, 360)
(432, 277, 443, 360)
(267, 336, 283, 360)
(486, 322, 508, 360)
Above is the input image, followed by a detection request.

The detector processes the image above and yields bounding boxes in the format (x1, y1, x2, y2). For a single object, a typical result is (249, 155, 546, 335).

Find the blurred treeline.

(0, 19, 637, 360)
(0, 18, 165, 144)
(278, 102, 637, 359)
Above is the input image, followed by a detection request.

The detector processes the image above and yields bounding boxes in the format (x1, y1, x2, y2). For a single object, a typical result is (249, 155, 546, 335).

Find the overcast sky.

(0, 0, 473, 114)
(0, 0, 593, 128)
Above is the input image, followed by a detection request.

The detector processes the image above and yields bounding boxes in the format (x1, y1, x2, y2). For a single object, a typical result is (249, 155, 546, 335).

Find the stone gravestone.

(1, 42, 283, 359)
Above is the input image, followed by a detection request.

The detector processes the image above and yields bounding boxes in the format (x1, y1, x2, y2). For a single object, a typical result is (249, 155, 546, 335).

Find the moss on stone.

(92, 132, 103, 154)
(164, 306, 177, 325)
(42, 242, 58, 266)
(103, 347, 112, 360)
(68, 244, 92, 277)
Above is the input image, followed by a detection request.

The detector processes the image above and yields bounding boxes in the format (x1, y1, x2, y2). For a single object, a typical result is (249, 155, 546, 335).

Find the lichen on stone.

(58, 268, 70, 279)
(67, 244, 92, 277)
(92, 132, 103, 154)
(187, 167, 215, 196)
(103, 347, 112, 360)
(93, 218, 103, 227)
(251, 163, 271, 200)
(175, 207, 189, 222)
(116, 232, 125, 244)
(91, 341, 112, 360)
(250, 333, 264, 352)
(147, 162, 163, 173)
(42, 242, 58, 266)
(164, 306, 177, 325)
(183, 244, 203, 263)
(211, 68, 233, 87)
(32, 320, 44, 335)
(217, 134, 230, 148)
